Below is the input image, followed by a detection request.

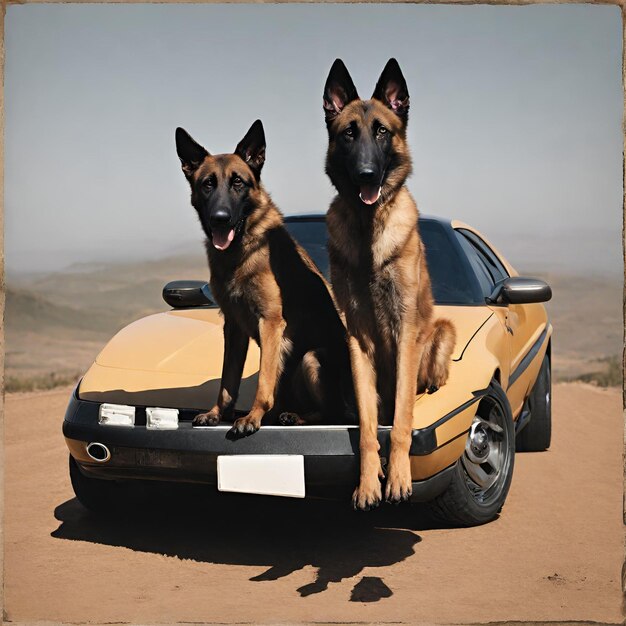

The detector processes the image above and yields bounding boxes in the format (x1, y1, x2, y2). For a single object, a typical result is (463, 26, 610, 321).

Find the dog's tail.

(417, 318, 456, 394)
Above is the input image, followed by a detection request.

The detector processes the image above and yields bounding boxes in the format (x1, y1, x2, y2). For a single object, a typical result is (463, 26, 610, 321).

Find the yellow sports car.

(63, 214, 552, 526)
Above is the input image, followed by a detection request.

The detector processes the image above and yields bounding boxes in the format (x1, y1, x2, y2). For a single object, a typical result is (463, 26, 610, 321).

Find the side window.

(420, 220, 483, 304)
(457, 229, 509, 284)
(454, 231, 494, 298)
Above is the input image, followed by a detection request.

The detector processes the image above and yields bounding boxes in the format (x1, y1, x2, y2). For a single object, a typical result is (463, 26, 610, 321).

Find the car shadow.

(51, 488, 442, 601)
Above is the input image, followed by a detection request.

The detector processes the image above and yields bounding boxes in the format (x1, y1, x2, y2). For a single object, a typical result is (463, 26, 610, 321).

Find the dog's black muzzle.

(209, 208, 231, 229)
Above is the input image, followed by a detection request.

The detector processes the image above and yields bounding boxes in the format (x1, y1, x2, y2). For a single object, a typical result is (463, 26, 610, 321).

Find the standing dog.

(176, 120, 353, 436)
(323, 59, 456, 509)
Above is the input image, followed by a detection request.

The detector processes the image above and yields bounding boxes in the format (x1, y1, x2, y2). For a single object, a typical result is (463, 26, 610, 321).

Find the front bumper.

(63, 390, 463, 502)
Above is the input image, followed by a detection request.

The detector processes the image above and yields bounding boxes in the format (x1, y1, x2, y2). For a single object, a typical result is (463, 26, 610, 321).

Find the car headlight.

(99, 403, 135, 427)
(146, 407, 179, 430)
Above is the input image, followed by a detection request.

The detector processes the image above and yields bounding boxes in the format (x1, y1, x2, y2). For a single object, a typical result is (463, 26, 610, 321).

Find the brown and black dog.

(176, 120, 354, 437)
(323, 59, 456, 509)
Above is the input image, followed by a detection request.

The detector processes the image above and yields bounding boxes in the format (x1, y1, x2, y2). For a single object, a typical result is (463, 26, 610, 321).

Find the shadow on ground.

(52, 486, 439, 601)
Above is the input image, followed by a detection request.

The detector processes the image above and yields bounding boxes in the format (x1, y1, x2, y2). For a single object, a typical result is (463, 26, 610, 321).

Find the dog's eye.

(377, 126, 388, 137)
(343, 127, 354, 138)
(202, 178, 214, 190)
(232, 176, 243, 188)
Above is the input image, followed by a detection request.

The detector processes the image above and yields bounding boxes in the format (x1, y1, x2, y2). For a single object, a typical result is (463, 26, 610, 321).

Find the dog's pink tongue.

(212, 229, 235, 251)
(359, 185, 381, 205)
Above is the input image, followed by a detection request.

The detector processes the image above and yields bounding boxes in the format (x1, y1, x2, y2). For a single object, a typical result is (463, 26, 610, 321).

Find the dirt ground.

(4, 383, 624, 624)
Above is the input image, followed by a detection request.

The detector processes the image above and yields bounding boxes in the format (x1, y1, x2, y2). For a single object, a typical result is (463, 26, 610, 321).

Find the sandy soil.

(4, 383, 624, 624)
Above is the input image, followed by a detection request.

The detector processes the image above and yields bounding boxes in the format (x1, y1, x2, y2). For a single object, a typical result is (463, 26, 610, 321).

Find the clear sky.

(5, 3, 623, 275)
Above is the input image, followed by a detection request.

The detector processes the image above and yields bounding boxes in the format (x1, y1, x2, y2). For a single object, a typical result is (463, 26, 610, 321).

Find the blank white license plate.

(217, 455, 305, 498)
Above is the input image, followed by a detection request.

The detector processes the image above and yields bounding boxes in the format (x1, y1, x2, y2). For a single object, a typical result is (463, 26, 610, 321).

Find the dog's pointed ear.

(372, 58, 410, 119)
(323, 59, 359, 123)
(235, 119, 266, 180)
(176, 128, 209, 179)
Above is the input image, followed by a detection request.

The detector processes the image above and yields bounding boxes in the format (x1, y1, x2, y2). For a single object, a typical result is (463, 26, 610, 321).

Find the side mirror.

(487, 277, 552, 305)
(162, 280, 216, 308)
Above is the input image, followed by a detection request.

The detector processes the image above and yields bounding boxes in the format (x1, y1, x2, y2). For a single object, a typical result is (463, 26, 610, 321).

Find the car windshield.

(285, 217, 480, 305)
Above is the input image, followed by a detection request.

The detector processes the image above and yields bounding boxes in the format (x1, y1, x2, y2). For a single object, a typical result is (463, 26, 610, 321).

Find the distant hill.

(5, 287, 122, 335)
(5, 253, 211, 388)
(18, 253, 209, 316)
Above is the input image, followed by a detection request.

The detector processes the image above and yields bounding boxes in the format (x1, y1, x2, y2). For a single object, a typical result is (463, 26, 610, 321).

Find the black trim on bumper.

(65, 388, 486, 459)
(425, 387, 488, 436)
(409, 464, 455, 503)
(73, 447, 457, 502)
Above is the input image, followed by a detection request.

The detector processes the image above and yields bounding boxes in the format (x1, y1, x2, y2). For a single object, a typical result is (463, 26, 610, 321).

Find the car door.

(454, 229, 539, 416)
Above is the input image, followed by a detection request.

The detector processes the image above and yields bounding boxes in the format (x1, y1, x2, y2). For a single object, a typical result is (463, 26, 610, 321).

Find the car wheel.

(425, 380, 515, 527)
(516, 354, 551, 452)
(69, 454, 129, 516)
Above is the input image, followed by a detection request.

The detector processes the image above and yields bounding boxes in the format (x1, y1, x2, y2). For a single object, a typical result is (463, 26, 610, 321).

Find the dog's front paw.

(228, 414, 262, 438)
(384, 456, 413, 504)
(352, 476, 382, 511)
(193, 410, 220, 427)
(279, 412, 304, 426)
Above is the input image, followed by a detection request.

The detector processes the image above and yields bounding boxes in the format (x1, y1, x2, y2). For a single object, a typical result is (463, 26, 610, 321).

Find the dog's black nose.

(357, 168, 377, 183)
(210, 209, 231, 226)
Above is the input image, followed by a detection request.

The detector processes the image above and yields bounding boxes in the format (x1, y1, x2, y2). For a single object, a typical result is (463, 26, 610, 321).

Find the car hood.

(79, 305, 493, 411)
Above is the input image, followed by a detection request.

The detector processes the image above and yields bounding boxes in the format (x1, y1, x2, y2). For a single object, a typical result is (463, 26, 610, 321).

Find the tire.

(516, 354, 551, 452)
(69, 455, 129, 516)
(425, 380, 515, 527)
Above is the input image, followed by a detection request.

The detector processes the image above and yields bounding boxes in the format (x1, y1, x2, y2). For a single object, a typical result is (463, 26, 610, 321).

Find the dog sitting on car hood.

(176, 120, 354, 437)
(322, 59, 456, 509)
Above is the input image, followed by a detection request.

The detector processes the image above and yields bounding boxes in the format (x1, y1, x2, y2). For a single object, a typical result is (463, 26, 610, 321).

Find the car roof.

(284, 213, 453, 227)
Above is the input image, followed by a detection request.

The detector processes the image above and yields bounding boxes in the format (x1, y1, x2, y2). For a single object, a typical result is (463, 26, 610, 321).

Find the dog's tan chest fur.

(327, 188, 430, 347)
